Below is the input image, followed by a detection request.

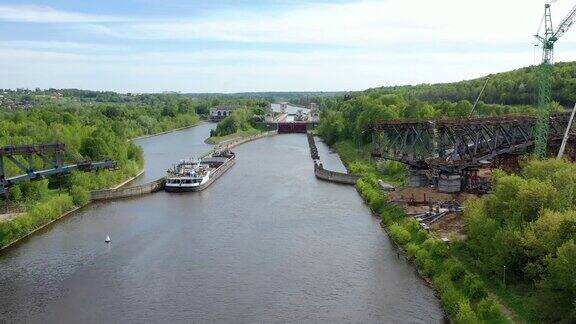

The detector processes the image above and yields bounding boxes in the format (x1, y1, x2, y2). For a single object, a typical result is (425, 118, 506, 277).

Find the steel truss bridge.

(0, 143, 116, 196)
(370, 112, 575, 174)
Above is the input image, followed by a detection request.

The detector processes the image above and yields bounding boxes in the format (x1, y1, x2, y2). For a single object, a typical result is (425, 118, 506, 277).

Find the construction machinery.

(534, 2, 576, 158)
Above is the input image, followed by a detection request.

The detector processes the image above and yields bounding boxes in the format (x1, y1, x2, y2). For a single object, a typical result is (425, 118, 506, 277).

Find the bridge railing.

(0, 143, 117, 196)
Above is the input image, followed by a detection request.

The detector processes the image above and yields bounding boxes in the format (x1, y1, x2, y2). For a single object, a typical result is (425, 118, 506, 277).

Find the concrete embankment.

(91, 177, 166, 201)
(216, 130, 277, 150)
(314, 163, 359, 185)
(306, 132, 358, 185)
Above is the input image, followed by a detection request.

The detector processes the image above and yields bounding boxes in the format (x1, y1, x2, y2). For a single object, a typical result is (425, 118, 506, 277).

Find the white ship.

(165, 150, 235, 192)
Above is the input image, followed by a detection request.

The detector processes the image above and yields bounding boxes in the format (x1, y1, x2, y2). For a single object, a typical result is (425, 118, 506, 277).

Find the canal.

(0, 125, 443, 323)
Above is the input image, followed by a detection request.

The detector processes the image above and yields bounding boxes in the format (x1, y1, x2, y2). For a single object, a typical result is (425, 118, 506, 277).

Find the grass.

(205, 128, 262, 144)
(334, 140, 407, 187)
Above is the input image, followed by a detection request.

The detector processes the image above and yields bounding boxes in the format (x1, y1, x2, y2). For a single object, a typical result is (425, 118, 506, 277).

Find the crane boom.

(554, 4, 576, 40)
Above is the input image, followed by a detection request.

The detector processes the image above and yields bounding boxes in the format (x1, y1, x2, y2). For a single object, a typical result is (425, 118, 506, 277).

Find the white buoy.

(105, 235, 111, 243)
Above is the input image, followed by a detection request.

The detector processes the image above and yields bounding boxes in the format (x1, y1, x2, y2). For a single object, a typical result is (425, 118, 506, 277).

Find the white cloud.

(0, 5, 129, 23)
(0, 40, 129, 51)
(85, 0, 576, 47)
(4, 46, 575, 92)
(2, 0, 576, 92)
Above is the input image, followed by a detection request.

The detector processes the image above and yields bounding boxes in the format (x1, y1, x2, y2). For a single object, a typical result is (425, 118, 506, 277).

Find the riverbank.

(205, 129, 262, 144)
(216, 130, 277, 150)
(0, 128, 277, 250)
(329, 140, 510, 323)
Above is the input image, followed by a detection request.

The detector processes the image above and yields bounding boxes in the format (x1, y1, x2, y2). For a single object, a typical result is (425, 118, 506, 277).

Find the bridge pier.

(408, 168, 429, 187)
(437, 173, 462, 193)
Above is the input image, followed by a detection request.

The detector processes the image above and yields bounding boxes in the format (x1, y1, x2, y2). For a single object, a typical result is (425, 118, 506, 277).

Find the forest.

(316, 92, 539, 147)
(366, 61, 576, 107)
(458, 160, 576, 322)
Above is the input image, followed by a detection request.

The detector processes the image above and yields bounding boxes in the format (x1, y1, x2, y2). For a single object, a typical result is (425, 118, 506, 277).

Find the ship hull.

(165, 154, 235, 193)
(164, 185, 203, 192)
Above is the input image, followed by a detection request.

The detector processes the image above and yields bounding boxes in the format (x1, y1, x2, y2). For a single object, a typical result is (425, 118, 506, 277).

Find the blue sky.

(1, 0, 576, 93)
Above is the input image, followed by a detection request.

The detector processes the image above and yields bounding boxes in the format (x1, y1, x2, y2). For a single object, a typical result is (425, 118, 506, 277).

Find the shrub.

(380, 204, 405, 225)
(423, 238, 448, 259)
(406, 242, 421, 259)
(7, 186, 23, 202)
(443, 258, 466, 282)
(389, 223, 412, 246)
(422, 258, 438, 277)
(412, 228, 428, 245)
(476, 298, 505, 323)
(70, 185, 90, 206)
(356, 178, 384, 212)
(435, 274, 466, 316)
(415, 248, 431, 268)
(462, 273, 487, 301)
(20, 180, 49, 201)
(455, 299, 480, 324)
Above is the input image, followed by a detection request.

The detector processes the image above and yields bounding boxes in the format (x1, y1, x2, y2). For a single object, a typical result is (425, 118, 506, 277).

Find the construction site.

(369, 2, 576, 241)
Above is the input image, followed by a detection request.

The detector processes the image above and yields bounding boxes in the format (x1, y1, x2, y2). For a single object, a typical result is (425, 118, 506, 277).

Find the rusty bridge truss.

(0, 143, 117, 196)
(370, 112, 575, 173)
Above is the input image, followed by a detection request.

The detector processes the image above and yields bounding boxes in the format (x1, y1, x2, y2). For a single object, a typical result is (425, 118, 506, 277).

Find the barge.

(165, 149, 235, 192)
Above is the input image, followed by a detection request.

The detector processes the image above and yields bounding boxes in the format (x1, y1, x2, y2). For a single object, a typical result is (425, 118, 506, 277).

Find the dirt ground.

(390, 186, 479, 239)
(390, 186, 478, 206)
(429, 212, 465, 240)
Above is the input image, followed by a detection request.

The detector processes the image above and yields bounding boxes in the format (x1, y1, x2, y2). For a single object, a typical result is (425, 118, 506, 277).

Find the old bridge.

(370, 112, 576, 192)
(0, 143, 116, 195)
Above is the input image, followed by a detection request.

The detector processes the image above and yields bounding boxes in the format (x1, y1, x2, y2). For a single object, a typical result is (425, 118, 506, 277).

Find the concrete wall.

(408, 168, 428, 187)
(314, 163, 359, 185)
(215, 131, 277, 151)
(437, 174, 462, 193)
(90, 177, 166, 201)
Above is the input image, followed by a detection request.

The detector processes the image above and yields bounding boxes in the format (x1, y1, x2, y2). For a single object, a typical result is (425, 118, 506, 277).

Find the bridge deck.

(0, 143, 117, 196)
(370, 112, 575, 172)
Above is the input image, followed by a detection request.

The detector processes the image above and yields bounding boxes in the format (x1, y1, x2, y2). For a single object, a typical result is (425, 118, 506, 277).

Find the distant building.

(209, 106, 240, 121)
(264, 112, 275, 123)
(309, 103, 320, 122)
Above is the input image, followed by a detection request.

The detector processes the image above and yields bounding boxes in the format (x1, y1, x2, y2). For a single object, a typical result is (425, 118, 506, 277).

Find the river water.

(0, 125, 443, 323)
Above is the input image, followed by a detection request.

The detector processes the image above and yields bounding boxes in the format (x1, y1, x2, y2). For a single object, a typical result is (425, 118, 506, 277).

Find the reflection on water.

(0, 127, 443, 323)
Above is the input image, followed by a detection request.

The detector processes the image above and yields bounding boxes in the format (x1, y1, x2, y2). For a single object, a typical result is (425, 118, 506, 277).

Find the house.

(209, 106, 240, 121)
